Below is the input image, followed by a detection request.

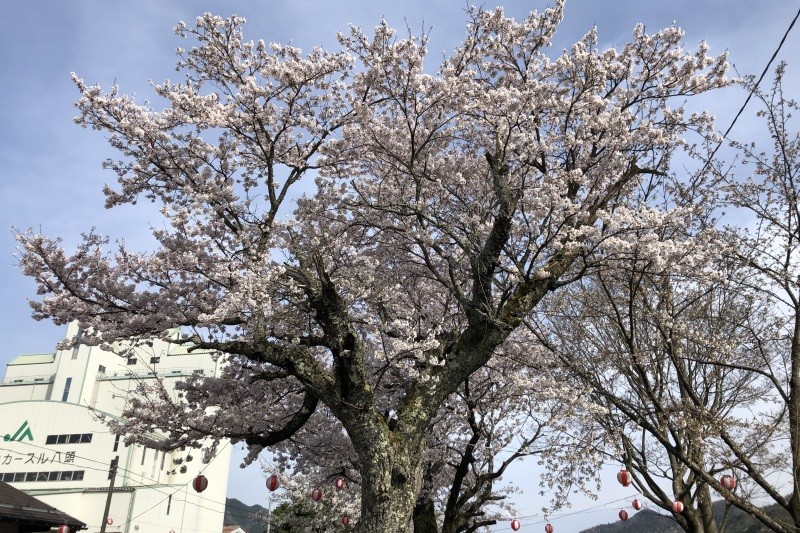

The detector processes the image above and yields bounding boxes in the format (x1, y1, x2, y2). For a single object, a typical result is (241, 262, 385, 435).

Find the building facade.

(0, 323, 231, 533)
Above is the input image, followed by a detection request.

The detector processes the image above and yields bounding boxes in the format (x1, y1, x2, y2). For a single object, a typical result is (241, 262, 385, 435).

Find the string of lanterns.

(179, 469, 739, 531)
(492, 469, 739, 532)
(613, 468, 738, 522)
(49, 465, 746, 533)
(260, 474, 351, 527)
(499, 469, 739, 531)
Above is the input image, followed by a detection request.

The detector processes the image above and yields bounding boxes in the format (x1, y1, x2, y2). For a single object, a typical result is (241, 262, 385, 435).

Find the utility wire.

(702, 3, 800, 173)
(0, 438, 264, 522)
(491, 495, 646, 531)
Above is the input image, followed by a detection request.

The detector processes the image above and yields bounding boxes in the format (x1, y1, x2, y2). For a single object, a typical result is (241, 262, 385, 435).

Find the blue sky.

(1, 1, 798, 530)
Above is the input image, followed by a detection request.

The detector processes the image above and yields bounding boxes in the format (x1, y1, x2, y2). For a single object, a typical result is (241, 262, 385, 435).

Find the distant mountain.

(580, 509, 686, 533)
(225, 497, 268, 533)
(580, 499, 789, 533)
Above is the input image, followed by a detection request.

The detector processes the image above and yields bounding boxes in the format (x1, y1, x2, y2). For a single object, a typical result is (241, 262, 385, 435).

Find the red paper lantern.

(335, 477, 346, 490)
(720, 474, 736, 491)
(617, 469, 632, 487)
(341, 515, 350, 526)
(192, 474, 208, 493)
(619, 510, 629, 521)
(672, 501, 684, 513)
(632, 498, 643, 511)
(266, 474, 279, 492)
(544, 523, 553, 533)
(58, 526, 70, 533)
(311, 488, 323, 502)
(510, 519, 521, 531)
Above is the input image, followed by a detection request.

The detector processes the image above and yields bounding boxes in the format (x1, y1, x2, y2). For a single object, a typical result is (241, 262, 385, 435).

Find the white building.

(0, 323, 232, 533)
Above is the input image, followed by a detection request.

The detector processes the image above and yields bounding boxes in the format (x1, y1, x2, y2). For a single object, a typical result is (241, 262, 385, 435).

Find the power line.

(490, 495, 655, 531)
(702, 3, 800, 172)
(0, 438, 266, 524)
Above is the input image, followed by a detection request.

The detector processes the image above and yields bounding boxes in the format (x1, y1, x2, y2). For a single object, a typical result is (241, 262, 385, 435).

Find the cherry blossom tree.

(533, 65, 800, 533)
(17, 2, 729, 530)
(701, 64, 800, 532)
(536, 254, 777, 533)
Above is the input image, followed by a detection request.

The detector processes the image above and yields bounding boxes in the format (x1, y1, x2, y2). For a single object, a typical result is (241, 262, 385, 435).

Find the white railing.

(0, 374, 55, 386)
(97, 368, 208, 380)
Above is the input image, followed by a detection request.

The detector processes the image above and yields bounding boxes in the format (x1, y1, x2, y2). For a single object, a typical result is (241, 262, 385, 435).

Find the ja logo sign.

(3, 420, 33, 442)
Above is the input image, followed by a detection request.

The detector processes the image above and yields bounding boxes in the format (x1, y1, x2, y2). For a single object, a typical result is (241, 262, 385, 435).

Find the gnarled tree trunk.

(340, 405, 429, 532)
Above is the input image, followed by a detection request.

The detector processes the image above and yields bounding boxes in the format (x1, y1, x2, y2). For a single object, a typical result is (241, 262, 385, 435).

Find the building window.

(167, 494, 172, 515)
(140, 447, 147, 466)
(127, 358, 137, 365)
(3, 470, 85, 483)
(46, 433, 92, 445)
(61, 377, 72, 402)
(150, 356, 160, 364)
(193, 369, 204, 375)
(98, 365, 106, 373)
(113, 434, 120, 452)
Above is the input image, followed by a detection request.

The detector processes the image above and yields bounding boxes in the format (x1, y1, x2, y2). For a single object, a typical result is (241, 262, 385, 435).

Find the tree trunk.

(678, 494, 719, 533)
(356, 438, 425, 532)
(789, 311, 800, 532)
(347, 412, 427, 533)
(413, 497, 439, 533)
(695, 483, 718, 533)
(440, 517, 465, 533)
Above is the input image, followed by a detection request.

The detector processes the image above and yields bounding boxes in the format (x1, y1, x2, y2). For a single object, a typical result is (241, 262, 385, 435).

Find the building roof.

(0, 480, 86, 531)
(222, 526, 246, 533)
(7, 354, 56, 366)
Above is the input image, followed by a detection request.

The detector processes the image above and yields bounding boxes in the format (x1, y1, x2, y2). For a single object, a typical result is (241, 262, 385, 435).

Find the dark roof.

(0, 480, 86, 531)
